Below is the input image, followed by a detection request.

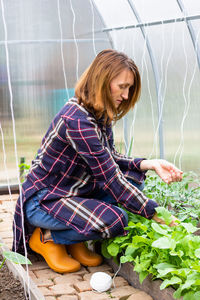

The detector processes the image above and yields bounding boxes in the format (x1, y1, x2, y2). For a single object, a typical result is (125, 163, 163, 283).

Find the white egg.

(90, 271, 112, 292)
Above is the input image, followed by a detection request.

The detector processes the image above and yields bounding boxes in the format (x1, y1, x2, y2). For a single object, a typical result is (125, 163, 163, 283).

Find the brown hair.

(75, 49, 141, 123)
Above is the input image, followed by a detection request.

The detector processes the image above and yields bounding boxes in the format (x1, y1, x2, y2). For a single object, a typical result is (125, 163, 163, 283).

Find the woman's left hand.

(140, 159, 183, 184)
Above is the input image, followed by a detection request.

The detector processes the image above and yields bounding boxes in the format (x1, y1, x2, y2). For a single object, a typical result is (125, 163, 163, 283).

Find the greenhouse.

(0, 1, 200, 299)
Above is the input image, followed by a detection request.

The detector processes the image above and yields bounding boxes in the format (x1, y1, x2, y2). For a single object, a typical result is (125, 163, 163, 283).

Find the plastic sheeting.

(0, 0, 200, 186)
(0, 0, 111, 184)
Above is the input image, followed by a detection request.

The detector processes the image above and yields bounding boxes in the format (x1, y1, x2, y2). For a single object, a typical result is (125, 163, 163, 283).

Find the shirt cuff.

(141, 199, 158, 219)
(133, 158, 147, 172)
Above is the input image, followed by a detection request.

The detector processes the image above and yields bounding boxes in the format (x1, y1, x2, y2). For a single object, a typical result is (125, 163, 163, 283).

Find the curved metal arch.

(176, 0, 200, 70)
(126, 0, 165, 158)
(96, 14, 200, 33)
(91, 0, 114, 49)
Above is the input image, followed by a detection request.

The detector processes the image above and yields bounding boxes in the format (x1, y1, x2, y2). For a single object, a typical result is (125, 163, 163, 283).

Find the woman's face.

(110, 69, 134, 108)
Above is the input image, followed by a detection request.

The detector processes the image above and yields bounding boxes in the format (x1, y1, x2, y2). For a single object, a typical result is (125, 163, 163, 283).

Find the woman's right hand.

(152, 212, 179, 227)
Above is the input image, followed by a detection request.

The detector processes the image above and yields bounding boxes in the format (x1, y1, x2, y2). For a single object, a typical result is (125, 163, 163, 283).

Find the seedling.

(0, 243, 31, 269)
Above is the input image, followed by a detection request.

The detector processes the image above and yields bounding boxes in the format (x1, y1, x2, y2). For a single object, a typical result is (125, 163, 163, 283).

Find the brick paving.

(0, 193, 154, 300)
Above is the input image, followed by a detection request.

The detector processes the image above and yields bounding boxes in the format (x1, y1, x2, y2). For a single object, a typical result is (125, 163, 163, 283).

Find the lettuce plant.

(102, 207, 200, 299)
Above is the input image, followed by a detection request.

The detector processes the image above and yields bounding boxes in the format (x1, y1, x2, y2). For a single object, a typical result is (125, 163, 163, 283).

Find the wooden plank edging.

(106, 258, 183, 300)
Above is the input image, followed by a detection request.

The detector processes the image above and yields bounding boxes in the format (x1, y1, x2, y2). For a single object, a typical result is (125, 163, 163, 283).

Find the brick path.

(0, 193, 153, 300)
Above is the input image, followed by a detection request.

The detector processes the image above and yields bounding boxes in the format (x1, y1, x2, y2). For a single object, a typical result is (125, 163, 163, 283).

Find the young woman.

(13, 49, 182, 273)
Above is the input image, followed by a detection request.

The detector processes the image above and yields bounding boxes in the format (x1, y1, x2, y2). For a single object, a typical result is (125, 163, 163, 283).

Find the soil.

(0, 254, 27, 300)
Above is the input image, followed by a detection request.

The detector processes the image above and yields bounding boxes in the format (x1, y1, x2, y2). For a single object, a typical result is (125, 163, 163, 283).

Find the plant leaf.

(152, 237, 176, 249)
(120, 255, 134, 264)
(173, 287, 182, 299)
(139, 271, 148, 284)
(101, 242, 111, 259)
(160, 276, 182, 290)
(107, 242, 119, 257)
(156, 262, 176, 270)
(132, 235, 151, 245)
(155, 263, 177, 276)
(183, 291, 200, 300)
(125, 244, 137, 256)
(155, 207, 173, 225)
(3, 251, 31, 265)
(180, 279, 196, 291)
(169, 249, 184, 257)
(151, 222, 169, 235)
(181, 223, 198, 234)
(195, 248, 200, 258)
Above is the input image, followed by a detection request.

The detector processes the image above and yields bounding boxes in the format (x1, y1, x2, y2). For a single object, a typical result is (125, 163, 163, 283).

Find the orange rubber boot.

(29, 228, 81, 273)
(67, 242, 103, 267)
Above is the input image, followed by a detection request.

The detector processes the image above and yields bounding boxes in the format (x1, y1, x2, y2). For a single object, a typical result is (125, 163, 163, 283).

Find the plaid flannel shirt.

(13, 98, 158, 253)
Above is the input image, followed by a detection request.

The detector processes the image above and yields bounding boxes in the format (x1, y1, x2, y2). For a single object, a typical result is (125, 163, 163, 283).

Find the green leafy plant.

(0, 243, 31, 269)
(101, 207, 200, 299)
(19, 161, 30, 183)
(143, 172, 200, 221)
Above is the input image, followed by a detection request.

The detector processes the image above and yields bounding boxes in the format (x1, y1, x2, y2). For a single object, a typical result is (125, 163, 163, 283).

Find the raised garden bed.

(0, 253, 28, 300)
(101, 173, 200, 300)
(0, 238, 45, 300)
(106, 258, 182, 300)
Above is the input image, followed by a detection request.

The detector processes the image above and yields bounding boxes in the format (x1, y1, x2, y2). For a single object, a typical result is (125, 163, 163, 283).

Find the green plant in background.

(101, 207, 200, 299)
(19, 157, 30, 183)
(127, 136, 134, 157)
(0, 243, 31, 269)
(143, 171, 200, 221)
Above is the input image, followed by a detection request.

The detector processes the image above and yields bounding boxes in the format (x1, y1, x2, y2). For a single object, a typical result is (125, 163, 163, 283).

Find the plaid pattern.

(13, 98, 158, 253)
